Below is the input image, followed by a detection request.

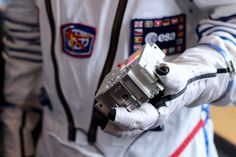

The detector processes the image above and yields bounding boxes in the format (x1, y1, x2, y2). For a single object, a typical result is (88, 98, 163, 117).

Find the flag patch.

(130, 14, 186, 55)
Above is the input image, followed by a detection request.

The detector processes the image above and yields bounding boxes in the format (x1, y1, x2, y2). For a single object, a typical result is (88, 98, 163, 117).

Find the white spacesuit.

(1, 0, 236, 157)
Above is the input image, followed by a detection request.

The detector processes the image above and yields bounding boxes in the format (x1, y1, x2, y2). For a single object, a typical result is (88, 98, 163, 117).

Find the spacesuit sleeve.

(193, 1, 236, 106)
(0, 0, 42, 156)
(3, 0, 42, 107)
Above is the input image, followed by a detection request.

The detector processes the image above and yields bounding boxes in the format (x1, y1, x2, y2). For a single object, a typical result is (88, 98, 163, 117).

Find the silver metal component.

(95, 43, 166, 116)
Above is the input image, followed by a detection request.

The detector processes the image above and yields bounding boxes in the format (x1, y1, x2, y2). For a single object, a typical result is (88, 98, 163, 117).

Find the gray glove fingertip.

(108, 109, 116, 121)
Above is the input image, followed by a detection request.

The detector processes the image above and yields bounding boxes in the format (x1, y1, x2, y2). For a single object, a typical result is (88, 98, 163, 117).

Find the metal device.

(95, 43, 166, 116)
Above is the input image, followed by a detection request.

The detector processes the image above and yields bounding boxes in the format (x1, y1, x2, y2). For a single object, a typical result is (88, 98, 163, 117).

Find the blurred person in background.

(0, 0, 11, 156)
(0, 0, 42, 156)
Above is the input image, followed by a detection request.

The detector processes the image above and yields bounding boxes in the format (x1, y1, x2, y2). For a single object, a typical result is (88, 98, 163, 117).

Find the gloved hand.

(100, 46, 233, 137)
(102, 103, 169, 137)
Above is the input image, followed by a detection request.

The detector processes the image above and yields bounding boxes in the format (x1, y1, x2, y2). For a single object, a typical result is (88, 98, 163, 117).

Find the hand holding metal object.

(95, 43, 168, 116)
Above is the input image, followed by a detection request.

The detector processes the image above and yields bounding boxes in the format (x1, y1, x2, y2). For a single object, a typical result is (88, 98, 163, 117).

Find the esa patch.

(130, 14, 186, 55)
(61, 23, 96, 58)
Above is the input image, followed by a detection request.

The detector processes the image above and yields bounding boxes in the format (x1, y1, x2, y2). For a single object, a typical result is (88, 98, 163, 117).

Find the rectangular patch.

(130, 14, 186, 55)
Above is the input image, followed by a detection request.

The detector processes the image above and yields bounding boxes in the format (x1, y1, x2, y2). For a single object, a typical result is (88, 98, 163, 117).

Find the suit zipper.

(45, 0, 76, 141)
(98, 0, 128, 82)
(88, 0, 128, 143)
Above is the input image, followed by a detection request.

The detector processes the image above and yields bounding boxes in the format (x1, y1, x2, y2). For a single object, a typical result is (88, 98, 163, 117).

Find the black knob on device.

(155, 63, 169, 76)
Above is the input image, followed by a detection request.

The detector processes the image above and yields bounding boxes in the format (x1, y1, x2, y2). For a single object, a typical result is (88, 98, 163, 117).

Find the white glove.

(102, 103, 169, 137)
(102, 45, 233, 137)
(101, 4, 236, 136)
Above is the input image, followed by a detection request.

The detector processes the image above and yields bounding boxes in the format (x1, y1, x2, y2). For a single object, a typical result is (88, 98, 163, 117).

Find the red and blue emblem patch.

(61, 23, 96, 58)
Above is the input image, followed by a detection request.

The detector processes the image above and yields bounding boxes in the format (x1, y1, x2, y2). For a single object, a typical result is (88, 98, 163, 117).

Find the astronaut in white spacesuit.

(1, 0, 236, 157)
